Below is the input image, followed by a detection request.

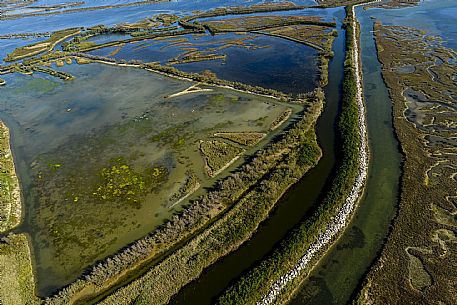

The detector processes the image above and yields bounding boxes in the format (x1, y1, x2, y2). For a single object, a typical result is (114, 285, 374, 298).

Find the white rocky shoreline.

(256, 3, 372, 304)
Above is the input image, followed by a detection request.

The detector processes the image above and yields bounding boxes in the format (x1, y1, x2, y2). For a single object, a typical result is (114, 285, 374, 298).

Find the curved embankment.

(257, 5, 368, 304)
(216, 4, 369, 305)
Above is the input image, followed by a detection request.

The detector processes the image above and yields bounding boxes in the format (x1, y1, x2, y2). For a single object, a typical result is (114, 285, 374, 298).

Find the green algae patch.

(93, 158, 168, 204)
(15, 77, 60, 94)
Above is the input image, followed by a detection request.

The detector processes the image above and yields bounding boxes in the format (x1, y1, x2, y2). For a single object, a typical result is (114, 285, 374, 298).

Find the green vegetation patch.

(5, 28, 80, 62)
(200, 140, 245, 177)
(93, 157, 168, 204)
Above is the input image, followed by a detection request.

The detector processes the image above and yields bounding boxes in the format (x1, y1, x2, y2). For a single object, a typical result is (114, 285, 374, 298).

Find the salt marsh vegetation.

(357, 22, 457, 305)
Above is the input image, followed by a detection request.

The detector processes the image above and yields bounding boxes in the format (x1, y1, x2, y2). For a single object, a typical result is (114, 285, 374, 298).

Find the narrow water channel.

(288, 8, 402, 305)
(169, 8, 347, 305)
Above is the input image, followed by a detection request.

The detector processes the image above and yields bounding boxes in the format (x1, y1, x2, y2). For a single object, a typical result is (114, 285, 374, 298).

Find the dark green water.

(168, 7, 346, 305)
(288, 7, 402, 305)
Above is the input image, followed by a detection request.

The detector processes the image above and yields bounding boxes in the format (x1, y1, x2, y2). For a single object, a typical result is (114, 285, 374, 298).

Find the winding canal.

(169, 7, 347, 305)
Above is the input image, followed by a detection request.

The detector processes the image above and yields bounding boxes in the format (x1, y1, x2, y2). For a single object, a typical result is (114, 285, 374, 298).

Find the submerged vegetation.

(93, 157, 168, 204)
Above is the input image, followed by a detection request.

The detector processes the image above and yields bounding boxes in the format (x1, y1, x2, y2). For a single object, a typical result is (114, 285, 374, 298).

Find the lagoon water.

(0, 62, 292, 294)
(0, 0, 323, 295)
(90, 32, 319, 94)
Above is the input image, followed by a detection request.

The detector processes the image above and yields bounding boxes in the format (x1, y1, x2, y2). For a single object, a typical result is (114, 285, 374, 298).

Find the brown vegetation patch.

(203, 15, 333, 34)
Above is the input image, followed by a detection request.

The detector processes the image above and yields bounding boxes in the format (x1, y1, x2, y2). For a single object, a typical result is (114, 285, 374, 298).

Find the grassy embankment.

(0, 122, 38, 305)
(202, 16, 336, 35)
(0, 122, 21, 232)
(216, 6, 363, 305)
